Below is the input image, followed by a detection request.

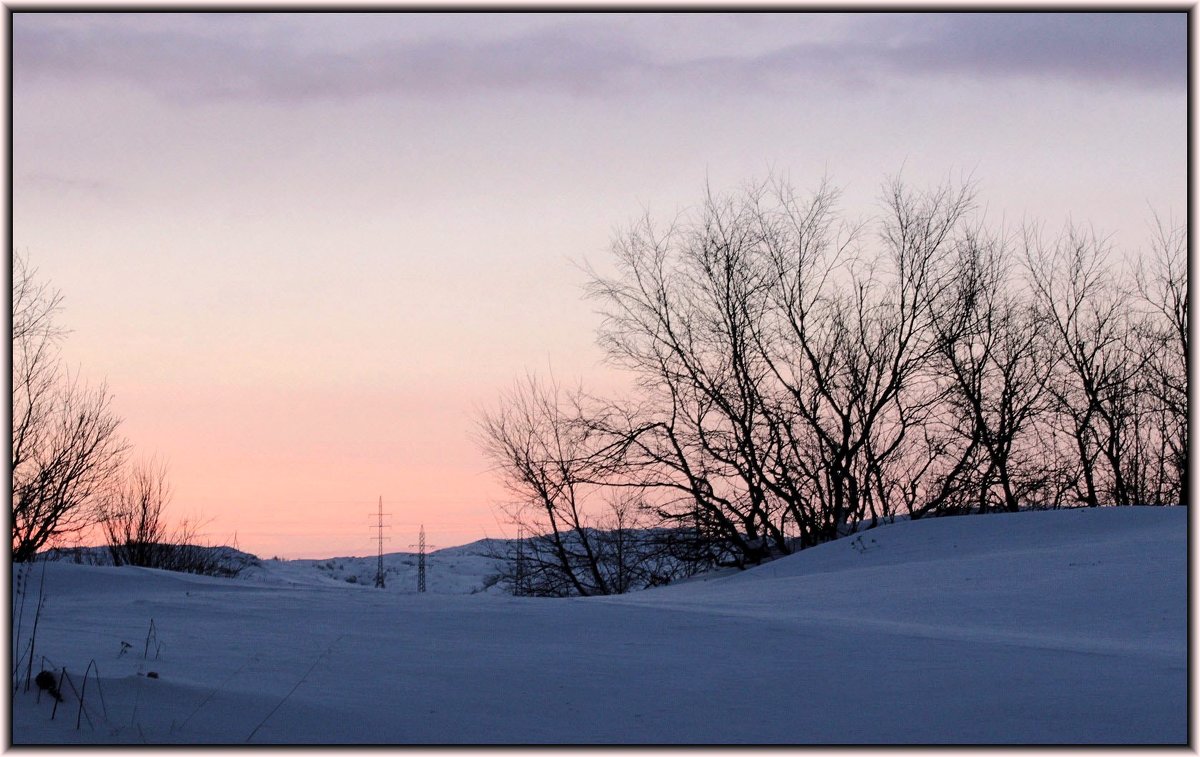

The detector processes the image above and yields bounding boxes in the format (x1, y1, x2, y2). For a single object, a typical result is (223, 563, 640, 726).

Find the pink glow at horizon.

(12, 12, 1185, 558)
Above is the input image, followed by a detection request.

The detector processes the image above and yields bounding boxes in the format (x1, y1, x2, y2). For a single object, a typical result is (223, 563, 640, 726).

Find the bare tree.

(1024, 225, 1143, 507)
(1133, 217, 1187, 505)
(479, 374, 625, 596)
(587, 184, 806, 565)
(927, 227, 1057, 513)
(12, 252, 127, 561)
(586, 175, 979, 558)
(100, 457, 171, 567)
(754, 176, 977, 536)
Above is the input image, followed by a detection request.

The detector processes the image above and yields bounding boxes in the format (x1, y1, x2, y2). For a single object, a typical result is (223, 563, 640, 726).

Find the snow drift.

(11, 507, 1185, 744)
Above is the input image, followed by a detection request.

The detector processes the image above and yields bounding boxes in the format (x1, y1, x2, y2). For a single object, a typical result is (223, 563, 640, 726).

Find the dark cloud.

(12, 13, 1184, 104)
(712, 13, 1184, 91)
(885, 13, 1185, 89)
(12, 16, 658, 102)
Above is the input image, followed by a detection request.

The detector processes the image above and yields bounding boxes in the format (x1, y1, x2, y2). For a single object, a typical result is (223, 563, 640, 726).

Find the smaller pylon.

(410, 525, 436, 593)
(417, 525, 425, 592)
(514, 525, 527, 597)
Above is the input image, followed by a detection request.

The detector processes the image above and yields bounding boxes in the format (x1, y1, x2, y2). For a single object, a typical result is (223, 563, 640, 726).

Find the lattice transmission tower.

(370, 496, 390, 588)
(417, 526, 425, 592)
(409, 525, 435, 593)
(514, 525, 527, 597)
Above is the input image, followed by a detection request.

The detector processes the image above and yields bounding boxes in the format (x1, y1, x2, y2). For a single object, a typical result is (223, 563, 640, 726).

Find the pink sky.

(12, 12, 1186, 558)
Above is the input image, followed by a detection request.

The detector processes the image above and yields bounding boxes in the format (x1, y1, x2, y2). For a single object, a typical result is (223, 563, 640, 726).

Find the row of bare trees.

(479, 175, 1186, 595)
(11, 252, 227, 572)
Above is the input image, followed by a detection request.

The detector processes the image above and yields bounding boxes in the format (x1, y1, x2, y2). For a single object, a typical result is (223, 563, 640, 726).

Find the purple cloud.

(886, 13, 1184, 88)
(12, 13, 1184, 104)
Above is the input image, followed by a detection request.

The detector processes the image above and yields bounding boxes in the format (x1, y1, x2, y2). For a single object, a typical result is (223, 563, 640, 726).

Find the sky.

(11, 11, 1186, 559)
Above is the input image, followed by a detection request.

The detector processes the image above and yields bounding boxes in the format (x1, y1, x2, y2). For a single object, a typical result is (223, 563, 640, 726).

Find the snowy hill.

(41, 545, 264, 577)
(11, 507, 1185, 744)
(236, 540, 506, 594)
(42, 540, 509, 594)
(42, 531, 692, 595)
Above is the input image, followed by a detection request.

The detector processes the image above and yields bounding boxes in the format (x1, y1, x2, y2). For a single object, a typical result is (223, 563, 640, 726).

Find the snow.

(10, 507, 1185, 744)
(235, 540, 507, 595)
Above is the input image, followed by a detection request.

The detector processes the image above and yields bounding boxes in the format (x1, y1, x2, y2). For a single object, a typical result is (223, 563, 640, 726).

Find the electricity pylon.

(409, 525, 435, 593)
(514, 525, 527, 597)
(370, 497, 390, 588)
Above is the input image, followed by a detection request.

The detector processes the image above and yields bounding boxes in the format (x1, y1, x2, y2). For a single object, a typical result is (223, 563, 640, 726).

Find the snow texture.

(10, 507, 1184, 744)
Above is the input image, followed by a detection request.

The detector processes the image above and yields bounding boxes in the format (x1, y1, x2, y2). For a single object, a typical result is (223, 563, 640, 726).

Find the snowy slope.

(42, 541, 507, 594)
(10, 507, 1185, 744)
(236, 540, 506, 594)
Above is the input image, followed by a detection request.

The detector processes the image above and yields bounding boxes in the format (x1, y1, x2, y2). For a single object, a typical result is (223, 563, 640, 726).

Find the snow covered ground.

(10, 507, 1185, 744)
(235, 539, 509, 595)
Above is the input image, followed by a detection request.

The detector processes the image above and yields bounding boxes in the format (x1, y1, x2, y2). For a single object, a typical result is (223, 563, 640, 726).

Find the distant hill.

(34, 530, 696, 595)
(38, 544, 263, 577)
(36, 539, 505, 593)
